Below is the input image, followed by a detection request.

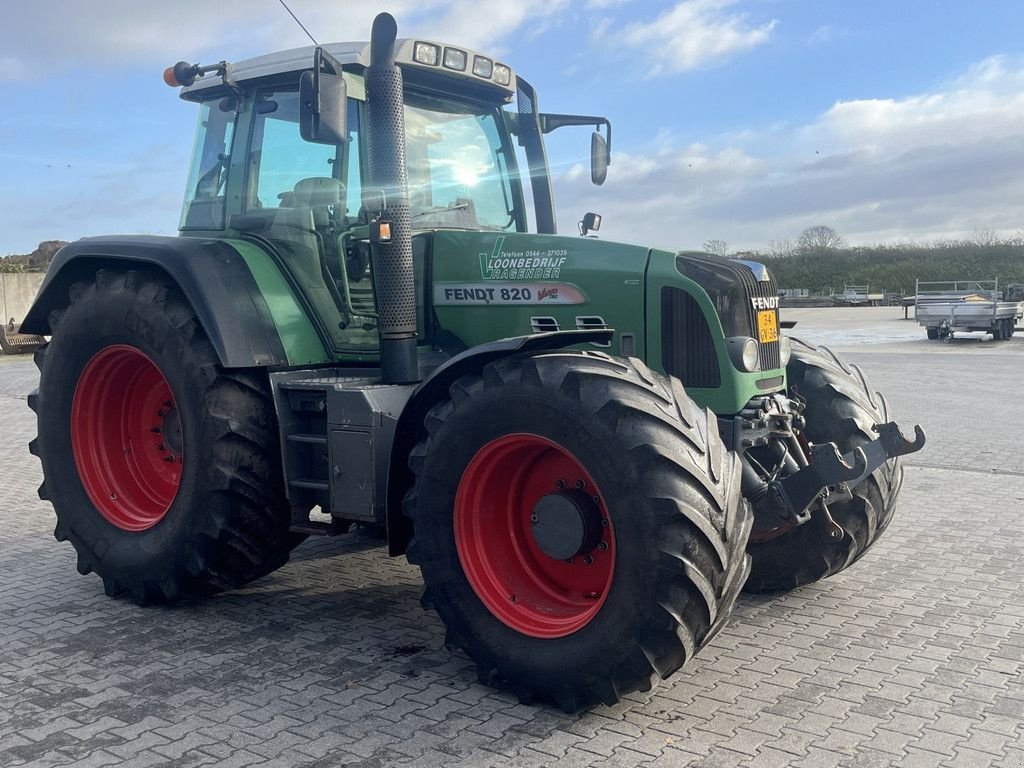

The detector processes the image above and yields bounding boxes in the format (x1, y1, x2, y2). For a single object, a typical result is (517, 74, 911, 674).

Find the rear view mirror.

(591, 131, 609, 186)
(539, 112, 612, 187)
(300, 48, 348, 145)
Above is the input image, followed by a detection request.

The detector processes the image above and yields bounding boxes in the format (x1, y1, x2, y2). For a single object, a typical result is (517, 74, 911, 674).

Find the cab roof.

(180, 38, 516, 102)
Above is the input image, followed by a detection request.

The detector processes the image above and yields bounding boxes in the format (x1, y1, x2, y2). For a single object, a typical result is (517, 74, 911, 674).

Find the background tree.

(797, 225, 846, 253)
(702, 239, 731, 258)
(767, 238, 795, 258)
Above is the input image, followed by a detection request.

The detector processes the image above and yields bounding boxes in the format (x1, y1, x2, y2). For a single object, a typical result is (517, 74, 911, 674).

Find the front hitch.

(754, 421, 926, 528)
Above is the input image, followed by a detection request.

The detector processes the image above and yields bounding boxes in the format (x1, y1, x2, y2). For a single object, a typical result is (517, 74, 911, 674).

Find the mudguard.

(386, 328, 613, 554)
(21, 235, 294, 368)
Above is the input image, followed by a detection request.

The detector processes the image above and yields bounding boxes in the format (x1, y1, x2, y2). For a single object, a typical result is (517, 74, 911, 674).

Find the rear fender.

(21, 236, 308, 368)
(385, 328, 613, 555)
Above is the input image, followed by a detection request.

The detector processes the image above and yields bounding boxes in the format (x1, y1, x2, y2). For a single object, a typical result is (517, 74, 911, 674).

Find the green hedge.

(756, 243, 1024, 295)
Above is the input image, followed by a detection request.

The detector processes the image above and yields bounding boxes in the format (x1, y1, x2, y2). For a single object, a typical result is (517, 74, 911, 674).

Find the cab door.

(239, 85, 381, 358)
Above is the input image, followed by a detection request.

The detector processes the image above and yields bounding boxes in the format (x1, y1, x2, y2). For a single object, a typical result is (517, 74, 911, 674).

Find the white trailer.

(914, 279, 1023, 341)
(835, 285, 885, 306)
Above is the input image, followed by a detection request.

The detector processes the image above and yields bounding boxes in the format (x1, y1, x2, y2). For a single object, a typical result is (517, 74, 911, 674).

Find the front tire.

(744, 339, 904, 593)
(30, 268, 296, 604)
(404, 352, 752, 711)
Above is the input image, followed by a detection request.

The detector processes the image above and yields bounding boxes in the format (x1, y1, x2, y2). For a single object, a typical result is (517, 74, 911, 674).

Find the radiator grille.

(739, 271, 782, 371)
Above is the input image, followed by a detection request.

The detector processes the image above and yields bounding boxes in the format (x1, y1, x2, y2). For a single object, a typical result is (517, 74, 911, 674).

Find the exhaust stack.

(366, 13, 420, 384)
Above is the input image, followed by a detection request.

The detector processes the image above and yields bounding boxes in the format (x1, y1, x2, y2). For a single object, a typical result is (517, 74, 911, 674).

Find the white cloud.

(0, 1, 564, 73)
(553, 55, 1024, 248)
(806, 25, 847, 46)
(415, 0, 570, 52)
(613, 0, 777, 76)
(0, 56, 29, 82)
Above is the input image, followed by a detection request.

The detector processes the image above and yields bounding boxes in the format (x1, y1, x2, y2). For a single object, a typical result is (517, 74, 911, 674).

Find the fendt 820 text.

(24, 13, 925, 711)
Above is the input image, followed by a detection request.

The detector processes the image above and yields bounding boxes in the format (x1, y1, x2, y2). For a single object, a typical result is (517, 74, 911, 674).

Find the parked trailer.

(836, 284, 885, 306)
(914, 279, 1023, 341)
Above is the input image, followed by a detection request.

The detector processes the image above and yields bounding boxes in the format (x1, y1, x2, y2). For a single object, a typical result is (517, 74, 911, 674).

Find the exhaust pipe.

(366, 12, 420, 384)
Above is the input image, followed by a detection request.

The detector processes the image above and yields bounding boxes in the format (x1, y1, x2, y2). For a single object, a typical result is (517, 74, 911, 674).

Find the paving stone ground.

(1, 309, 1022, 767)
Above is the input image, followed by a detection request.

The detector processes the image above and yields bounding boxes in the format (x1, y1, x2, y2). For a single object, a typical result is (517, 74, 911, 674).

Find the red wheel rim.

(71, 345, 183, 531)
(454, 434, 615, 638)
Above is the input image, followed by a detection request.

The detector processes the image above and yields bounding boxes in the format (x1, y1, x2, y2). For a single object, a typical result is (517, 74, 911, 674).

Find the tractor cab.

(172, 40, 609, 362)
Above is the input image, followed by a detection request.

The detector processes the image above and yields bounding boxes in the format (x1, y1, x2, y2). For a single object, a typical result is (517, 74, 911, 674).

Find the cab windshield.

(404, 96, 517, 232)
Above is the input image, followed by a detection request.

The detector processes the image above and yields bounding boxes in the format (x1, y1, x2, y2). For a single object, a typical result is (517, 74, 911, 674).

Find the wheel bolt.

(598, 541, 608, 551)
(164, 456, 175, 463)
(583, 555, 593, 565)
(601, 518, 609, 527)
(556, 479, 565, 489)
(510, 594, 517, 604)
(575, 480, 585, 489)
(530, 514, 538, 524)
(164, 400, 173, 408)
(593, 495, 600, 504)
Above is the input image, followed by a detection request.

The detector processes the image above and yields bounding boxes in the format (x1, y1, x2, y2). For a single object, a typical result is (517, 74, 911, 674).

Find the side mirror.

(300, 48, 348, 145)
(591, 131, 609, 186)
(580, 212, 602, 237)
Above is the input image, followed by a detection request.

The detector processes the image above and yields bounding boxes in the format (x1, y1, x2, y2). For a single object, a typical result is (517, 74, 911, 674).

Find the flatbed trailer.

(836, 284, 885, 306)
(914, 279, 1023, 341)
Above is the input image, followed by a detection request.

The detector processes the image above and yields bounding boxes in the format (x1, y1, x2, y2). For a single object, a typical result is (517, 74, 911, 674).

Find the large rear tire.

(404, 352, 752, 711)
(29, 268, 297, 604)
(744, 339, 904, 593)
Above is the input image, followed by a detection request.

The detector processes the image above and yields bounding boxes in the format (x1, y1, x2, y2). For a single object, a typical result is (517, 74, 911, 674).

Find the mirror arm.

(539, 113, 612, 160)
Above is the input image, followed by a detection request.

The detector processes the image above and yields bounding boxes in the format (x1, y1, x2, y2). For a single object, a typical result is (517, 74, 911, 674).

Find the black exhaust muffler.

(366, 12, 420, 384)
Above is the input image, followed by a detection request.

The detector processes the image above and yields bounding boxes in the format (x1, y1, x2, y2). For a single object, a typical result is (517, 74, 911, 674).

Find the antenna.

(277, 0, 319, 45)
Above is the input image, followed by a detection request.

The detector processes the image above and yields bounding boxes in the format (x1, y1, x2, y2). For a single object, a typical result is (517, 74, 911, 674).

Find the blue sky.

(3, 0, 1024, 254)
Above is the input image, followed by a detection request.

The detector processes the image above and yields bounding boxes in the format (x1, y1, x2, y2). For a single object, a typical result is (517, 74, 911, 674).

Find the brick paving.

(0, 321, 1022, 767)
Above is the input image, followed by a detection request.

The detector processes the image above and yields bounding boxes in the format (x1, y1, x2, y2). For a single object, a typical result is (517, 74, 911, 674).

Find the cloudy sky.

(3, 0, 1024, 254)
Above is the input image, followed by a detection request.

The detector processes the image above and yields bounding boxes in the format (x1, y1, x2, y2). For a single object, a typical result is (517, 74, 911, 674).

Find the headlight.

(472, 55, 493, 78)
(413, 42, 440, 66)
(492, 63, 512, 86)
(779, 335, 792, 366)
(726, 337, 760, 372)
(443, 47, 467, 71)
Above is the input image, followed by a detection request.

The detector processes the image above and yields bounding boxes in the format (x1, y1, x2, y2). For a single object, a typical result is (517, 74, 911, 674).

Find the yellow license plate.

(757, 310, 778, 343)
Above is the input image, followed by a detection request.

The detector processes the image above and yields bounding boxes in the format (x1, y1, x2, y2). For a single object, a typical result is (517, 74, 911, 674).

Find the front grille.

(662, 287, 720, 388)
(743, 276, 781, 371)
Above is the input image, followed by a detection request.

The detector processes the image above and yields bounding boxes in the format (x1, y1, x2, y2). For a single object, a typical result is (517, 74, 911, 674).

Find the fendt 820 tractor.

(24, 14, 924, 710)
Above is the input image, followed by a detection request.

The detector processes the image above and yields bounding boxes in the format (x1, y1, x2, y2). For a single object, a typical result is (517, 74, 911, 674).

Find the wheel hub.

(531, 489, 603, 561)
(161, 405, 183, 455)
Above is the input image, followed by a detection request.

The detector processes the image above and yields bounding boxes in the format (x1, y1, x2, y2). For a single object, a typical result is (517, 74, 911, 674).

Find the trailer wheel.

(30, 268, 295, 604)
(744, 339, 904, 593)
(926, 327, 939, 340)
(404, 352, 752, 711)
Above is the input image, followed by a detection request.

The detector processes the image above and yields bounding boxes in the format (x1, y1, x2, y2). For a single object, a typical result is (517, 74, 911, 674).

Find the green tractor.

(24, 14, 923, 711)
